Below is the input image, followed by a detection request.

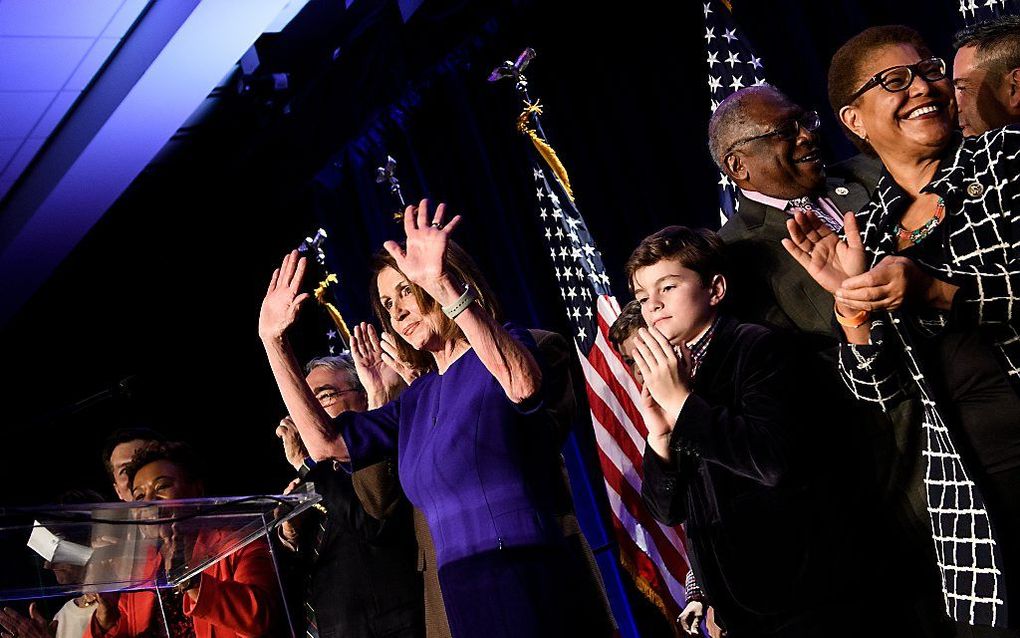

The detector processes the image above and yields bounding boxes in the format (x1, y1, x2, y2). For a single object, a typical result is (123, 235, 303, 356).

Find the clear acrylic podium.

(0, 489, 321, 637)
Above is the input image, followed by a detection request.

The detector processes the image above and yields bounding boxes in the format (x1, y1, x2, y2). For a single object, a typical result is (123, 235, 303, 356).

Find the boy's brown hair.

(624, 226, 728, 291)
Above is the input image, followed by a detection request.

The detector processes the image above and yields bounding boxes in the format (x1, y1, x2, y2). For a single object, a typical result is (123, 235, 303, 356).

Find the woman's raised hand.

(379, 331, 423, 385)
(382, 199, 462, 298)
(782, 210, 868, 293)
(351, 322, 405, 405)
(259, 250, 311, 342)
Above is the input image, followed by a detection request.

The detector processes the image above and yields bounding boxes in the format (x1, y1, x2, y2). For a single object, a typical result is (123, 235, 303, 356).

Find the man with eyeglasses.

(274, 354, 424, 638)
(710, 85, 875, 340)
(953, 15, 1020, 137)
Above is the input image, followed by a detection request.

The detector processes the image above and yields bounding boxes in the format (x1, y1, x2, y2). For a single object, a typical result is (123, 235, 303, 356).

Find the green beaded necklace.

(897, 197, 945, 246)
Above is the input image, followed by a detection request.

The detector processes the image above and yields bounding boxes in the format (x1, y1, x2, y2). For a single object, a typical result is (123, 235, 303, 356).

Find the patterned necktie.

(788, 197, 841, 232)
(303, 508, 329, 638)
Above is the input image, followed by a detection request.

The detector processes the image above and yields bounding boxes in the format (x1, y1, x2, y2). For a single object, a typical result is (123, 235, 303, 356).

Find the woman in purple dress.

(259, 200, 600, 638)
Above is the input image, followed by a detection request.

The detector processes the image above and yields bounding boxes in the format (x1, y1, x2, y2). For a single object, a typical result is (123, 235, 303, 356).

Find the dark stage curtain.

(0, 0, 994, 633)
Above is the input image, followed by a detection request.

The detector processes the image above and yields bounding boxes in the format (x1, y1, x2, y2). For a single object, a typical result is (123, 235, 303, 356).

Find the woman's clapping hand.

(782, 210, 867, 294)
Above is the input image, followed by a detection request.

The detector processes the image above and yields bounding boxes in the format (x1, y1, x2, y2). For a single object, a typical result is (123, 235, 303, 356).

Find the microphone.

(67, 376, 139, 413)
(26, 375, 142, 427)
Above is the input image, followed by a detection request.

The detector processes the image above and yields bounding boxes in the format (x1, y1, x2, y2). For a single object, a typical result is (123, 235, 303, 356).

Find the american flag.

(703, 0, 768, 223)
(528, 160, 691, 620)
(959, 0, 1020, 22)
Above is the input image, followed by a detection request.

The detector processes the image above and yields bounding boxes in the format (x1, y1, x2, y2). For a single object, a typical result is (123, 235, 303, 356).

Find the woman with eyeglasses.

(784, 25, 1020, 635)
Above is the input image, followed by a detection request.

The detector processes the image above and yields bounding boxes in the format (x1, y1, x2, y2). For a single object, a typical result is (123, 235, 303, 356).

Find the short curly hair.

(828, 25, 932, 153)
(608, 300, 646, 351)
(124, 441, 203, 490)
(708, 85, 791, 169)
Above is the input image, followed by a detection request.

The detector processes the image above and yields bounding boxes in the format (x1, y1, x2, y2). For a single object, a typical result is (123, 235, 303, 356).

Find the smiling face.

(726, 94, 826, 199)
(632, 259, 725, 345)
(954, 44, 1015, 136)
(130, 460, 201, 502)
(841, 44, 955, 162)
(376, 266, 446, 353)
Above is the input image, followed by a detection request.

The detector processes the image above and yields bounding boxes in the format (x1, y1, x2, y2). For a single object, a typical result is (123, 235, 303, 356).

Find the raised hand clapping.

(351, 322, 418, 407)
(781, 210, 867, 294)
(378, 330, 422, 385)
(630, 326, 693, 461)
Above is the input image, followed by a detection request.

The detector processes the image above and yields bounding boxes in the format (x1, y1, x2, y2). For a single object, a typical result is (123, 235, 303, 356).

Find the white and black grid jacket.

(839, 127, 1020, 628)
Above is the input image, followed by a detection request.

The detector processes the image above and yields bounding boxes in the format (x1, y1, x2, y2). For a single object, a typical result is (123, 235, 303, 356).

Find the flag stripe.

(588, 326, 647, 438)
(595, 444, 691, 580)
(583, 379, 645, 476)
(528, 159, 688, 617)
(605, 480, 688, 605)
(588, 406, 690, 565)
(579, 354, 647, 467)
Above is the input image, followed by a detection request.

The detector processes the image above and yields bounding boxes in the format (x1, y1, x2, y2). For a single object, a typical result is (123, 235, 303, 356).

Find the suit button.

(967, 182, 984, 198)
(834, 186, 849, 196)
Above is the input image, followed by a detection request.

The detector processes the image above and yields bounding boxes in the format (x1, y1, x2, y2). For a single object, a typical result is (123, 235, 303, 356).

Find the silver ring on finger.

(430, 222, 442, 228)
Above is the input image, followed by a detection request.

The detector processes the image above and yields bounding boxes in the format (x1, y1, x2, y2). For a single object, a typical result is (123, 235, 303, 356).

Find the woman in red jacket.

(87, 441, 280, 638)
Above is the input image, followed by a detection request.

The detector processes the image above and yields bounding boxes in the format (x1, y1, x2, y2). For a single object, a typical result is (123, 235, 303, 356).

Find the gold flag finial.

(517, 100, 575, 203)
(314, 273, 352, 347)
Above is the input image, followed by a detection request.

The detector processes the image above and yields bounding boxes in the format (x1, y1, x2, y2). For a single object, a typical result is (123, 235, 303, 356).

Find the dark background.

(0, 1, 980, 618)
(0, 0, 973, 504)
(0, 0, 985, 631)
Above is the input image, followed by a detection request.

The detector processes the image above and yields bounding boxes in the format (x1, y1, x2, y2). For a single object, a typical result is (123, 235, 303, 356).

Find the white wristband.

(442, 285, 476, 319)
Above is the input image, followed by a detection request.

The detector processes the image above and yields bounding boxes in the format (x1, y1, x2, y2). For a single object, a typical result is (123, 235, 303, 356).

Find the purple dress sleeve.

(334, 398, 401, 471)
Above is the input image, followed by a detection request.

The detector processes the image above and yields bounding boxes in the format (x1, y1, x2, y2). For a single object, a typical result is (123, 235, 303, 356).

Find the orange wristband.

(834, 304, 870, 328)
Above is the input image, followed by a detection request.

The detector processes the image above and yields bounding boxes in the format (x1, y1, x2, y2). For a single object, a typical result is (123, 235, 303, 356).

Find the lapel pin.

(834, 186, 849, 196)
(967, 182, 984, 198)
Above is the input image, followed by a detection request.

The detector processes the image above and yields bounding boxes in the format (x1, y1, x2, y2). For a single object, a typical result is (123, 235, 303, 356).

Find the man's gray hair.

(707, 84, 791, 170)
(304, 354, 364, 392)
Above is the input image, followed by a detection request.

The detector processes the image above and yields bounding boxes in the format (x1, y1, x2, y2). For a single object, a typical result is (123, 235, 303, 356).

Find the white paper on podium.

(27, 521, 94, 566)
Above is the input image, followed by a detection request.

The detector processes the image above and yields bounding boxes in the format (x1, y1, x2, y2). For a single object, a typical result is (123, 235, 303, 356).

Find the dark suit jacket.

(641, 317, 861, 637)
(292, 462, 424, 638)
(828, 153, 883, 192)
(717, 172, 950, 635)
(718, 177, 871, 341)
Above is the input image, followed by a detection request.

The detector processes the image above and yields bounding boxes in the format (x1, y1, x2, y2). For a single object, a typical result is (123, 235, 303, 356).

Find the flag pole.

(297, 228, 352, 352)
(376, 155, 408, 221)
(489, 50, 664, 638)
(488, 49, 575, 203)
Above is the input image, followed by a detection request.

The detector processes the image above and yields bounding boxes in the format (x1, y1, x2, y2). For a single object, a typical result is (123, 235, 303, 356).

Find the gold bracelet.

(834, 304, 870, 328)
